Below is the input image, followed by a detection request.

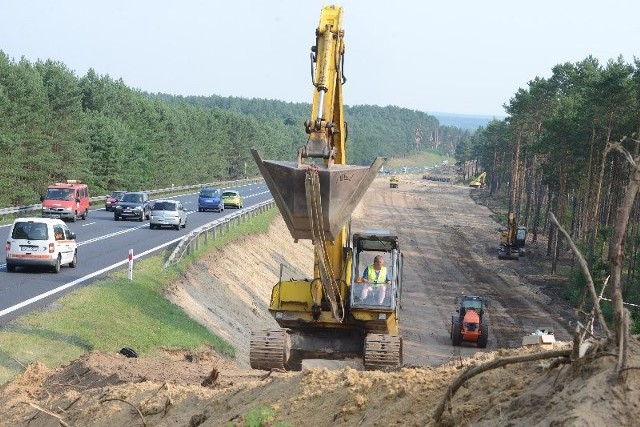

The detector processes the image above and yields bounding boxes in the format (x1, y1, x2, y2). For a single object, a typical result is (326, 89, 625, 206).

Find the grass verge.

(0, 207, 279, 385)
(383, 150, 454, 170)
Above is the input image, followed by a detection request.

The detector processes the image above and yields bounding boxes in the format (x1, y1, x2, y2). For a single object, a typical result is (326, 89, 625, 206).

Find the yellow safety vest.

(367, 265, 388, 287)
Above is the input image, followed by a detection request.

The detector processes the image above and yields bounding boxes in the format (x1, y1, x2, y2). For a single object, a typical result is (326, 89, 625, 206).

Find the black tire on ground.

(175, 224, 180, 230)
(478, 324, 489, 348)
(114, 215, 120, 221)
(182, 220, 187, 228)
(52, 255, 61, 273)
(70, 214, 76, 222)
(6, 263, 16, 272)
(452, 321, 462, 346)
(82, 209, 87, 220)
(69, 251, 77, 268)
(450, 316, 456, 338)
(119, 347, 138, 358)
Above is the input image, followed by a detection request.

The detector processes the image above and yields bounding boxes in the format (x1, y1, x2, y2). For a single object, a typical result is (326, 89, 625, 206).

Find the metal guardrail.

(164, 199, 276, 268)
(0, 178, 263, 220)
(0, 204, 43, 219)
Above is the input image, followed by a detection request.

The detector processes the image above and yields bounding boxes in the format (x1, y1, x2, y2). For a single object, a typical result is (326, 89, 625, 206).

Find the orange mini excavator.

(450, 295, 489, 348)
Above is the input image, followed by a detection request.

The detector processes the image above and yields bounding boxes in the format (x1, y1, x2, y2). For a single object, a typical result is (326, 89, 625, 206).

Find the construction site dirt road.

(352, 176, 574, 366)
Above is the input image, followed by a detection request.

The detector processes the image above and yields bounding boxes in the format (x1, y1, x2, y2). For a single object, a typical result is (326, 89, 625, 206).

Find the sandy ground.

(0, 176, 638, 426)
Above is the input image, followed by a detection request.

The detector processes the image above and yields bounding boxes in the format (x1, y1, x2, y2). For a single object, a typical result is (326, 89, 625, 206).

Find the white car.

(5, 217, 77, 273)
(149, 199, 187, 230)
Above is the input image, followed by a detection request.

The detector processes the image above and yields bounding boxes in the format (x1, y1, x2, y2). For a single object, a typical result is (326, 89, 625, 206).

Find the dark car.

(198, 188, 224, 212)
(105, 190, 127, 211)
(114, 192, 150, 221)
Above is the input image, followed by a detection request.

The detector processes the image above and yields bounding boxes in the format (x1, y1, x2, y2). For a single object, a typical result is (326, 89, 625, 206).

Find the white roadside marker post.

(128, 249, 133, 281)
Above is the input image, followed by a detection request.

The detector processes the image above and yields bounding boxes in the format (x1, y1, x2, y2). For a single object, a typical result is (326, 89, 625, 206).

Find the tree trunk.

(608, 153, 640, 348)
(532, 174, 545, 243)
(588, 145, 611, 265)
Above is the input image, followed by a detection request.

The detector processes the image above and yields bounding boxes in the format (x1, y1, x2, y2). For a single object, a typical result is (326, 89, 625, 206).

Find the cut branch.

(549, 212, 610, 338)
(433, 349, 571, 424)
(603, 141, 640, 367)
(101, 398, 147, 427)
(23, 402, 69, 427)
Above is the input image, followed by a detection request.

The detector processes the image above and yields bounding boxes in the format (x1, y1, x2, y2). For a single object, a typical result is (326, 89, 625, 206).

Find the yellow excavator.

(498, 212, 527, 260)
(250, 5, 403, 371)
(469, 171, 486, 188)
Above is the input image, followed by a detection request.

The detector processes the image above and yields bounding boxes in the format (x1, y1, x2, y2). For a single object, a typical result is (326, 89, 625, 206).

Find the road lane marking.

(0, 236, 183, 319)
(78, 223, 149, 245)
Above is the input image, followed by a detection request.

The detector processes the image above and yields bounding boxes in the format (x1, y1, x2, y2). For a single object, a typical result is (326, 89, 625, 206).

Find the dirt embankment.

(0, 176, 637, 426)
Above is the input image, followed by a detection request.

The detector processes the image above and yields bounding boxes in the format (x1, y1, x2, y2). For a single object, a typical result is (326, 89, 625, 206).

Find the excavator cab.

(516, 226, 527, 256)
(350, 231, 402, 310)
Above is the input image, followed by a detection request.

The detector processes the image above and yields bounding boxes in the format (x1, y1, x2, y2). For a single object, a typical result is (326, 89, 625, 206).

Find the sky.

(1, 0, 639, 117)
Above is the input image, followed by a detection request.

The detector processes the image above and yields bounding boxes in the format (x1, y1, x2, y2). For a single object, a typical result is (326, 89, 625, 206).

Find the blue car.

(198, 188, 224, 212)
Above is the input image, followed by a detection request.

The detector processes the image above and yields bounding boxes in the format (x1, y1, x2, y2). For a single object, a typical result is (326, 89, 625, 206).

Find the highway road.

(0, 182, 272, 325)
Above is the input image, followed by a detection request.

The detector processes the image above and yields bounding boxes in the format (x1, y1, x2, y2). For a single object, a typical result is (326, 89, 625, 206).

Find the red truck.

(41, 180, 90, 222)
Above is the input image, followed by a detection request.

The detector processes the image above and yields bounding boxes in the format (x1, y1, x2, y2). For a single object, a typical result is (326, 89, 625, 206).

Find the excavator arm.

(300, 5, 346, 166)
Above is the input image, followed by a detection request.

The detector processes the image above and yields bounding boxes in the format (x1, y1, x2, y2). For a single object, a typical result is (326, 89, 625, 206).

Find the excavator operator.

(359, 255, 391, 304)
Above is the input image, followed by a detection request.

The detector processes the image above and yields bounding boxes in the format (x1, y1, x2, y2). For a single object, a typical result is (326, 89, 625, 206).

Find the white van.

(5, 217, 77, 273)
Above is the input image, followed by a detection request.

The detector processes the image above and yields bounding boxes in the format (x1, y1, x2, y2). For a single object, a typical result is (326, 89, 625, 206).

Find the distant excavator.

(498, 212, 527, 260)
(469, 171, 486, 188)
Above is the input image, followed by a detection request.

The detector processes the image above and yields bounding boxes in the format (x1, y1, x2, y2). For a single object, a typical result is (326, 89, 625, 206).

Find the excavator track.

(249, 328, 291, 371)
(364, 334, 403, 370)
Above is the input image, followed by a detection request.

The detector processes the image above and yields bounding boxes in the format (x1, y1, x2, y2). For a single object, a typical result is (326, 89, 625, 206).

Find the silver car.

(149, 199, 187, 230)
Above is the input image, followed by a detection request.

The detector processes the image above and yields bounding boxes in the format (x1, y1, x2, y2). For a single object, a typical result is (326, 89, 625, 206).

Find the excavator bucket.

(252, 149, 384, 241)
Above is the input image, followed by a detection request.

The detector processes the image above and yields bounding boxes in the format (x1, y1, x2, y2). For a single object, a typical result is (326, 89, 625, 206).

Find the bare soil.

(0, 176, 638, 426)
